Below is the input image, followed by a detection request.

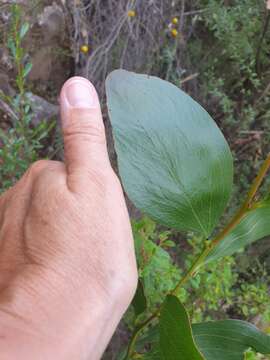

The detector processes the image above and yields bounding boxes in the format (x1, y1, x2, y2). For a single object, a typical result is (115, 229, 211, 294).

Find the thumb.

(60, 77, 111, 186)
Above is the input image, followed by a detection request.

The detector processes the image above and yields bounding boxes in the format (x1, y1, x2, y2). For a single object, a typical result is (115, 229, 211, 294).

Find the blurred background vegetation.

(0, 0, 269, 359)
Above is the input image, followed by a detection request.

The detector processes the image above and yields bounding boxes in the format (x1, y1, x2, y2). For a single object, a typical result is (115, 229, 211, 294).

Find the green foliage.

(132, 217, 181, 309)
(8, 5, 31, 94)
(195, 0, 266, 89)
(131, 216, 238, 324)
(203, 0, 264, 66)
(234, 261, 270, 325)
(0, 5, 55, 191)
(0, 116, 54, 190)
(238, 282, 270, 322)
(106, 70, 233, 237)
(185, 243, 237, 323)
(131, 215, 270, 355)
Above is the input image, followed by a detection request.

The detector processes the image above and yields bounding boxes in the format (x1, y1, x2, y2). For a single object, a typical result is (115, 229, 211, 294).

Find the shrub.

(0, 5, 55, 191)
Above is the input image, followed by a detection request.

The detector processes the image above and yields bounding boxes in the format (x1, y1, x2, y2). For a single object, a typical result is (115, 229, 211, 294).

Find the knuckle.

(32, 161, 65, 184)
(29, 160, 51, 177)
(64, 121, 106, 145)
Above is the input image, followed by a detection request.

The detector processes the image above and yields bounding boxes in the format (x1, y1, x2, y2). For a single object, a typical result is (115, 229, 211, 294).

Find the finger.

(60, 77, 111, 184)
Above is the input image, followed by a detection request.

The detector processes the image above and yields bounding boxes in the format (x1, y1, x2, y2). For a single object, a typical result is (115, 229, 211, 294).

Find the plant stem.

(124, 311, 159, 360)
(171, 242, 210, 295)
(125, 154, 270, 359)
(243, 153, 270, 208)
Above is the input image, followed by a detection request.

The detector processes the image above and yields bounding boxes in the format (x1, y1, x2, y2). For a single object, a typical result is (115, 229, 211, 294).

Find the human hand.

(0, 77, 137, 359)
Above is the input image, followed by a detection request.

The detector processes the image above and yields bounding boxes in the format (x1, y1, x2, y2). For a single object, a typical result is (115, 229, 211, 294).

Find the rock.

(0, 79, 59, 125)
(25, 92, 59, 125)
(25, 1, 71, 93)
(29, 47, 53, 82)
(37, 2, 65, 45)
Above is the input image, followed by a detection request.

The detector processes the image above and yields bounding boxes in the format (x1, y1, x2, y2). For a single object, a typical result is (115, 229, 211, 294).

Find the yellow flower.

(128, 10, 136, 17)
(80, 45, 89, 54)
(171, 29, 178, 38)
(172, 17, 179, 25)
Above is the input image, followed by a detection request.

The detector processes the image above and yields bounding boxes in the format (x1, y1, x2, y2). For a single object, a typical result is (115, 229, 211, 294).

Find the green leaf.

(162, 240, 176, 248)
(205, 199, 270, 264)
(136, 319, 270, 360)
(132, 280, 147, 317)
(8, 38, 16, 58)
(106, 70, 233, 237)
(19, 22, 30, 39)
(193, 320, 270, 360)
(159, 295, 204, 359)
(23, 62, 32, 78)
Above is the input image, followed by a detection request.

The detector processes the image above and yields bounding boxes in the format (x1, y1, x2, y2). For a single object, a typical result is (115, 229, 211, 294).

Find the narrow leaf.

(193, 320, 270, 360)
(106, 70, 233, 237)
(23, 62, 32, 78)
(8, 39, 16, 58)
(132, 280, 147, 317)
(19, 22, 30, 39)
(159, 295, 204, 360)
(205, 199, 270, 264)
